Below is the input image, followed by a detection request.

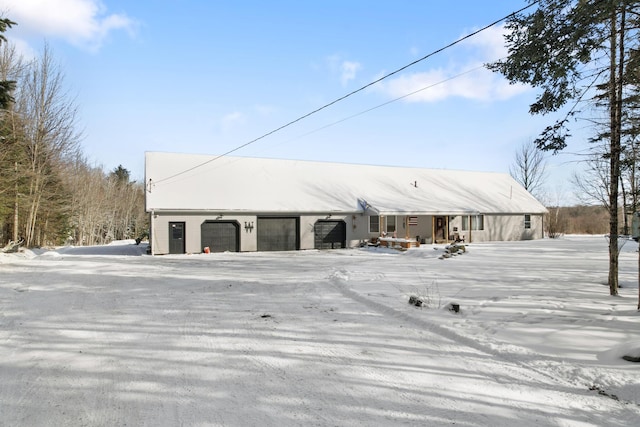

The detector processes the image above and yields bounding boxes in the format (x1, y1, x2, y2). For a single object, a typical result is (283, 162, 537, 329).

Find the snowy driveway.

(1, 236, 639, 426)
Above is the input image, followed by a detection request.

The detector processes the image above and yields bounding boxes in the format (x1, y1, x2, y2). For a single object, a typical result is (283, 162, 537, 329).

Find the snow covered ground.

(1, 235, 639, 426)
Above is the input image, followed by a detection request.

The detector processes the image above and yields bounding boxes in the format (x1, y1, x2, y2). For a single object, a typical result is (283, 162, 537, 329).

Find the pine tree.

(488, 0, 640, 296)
(0, 18, 16, 109)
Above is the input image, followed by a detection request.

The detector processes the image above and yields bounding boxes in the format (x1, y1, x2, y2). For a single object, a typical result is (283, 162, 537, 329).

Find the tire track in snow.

(327, 268, 640, 412)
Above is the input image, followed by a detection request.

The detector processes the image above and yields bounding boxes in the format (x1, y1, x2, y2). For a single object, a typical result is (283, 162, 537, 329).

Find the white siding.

(462, 214, 544, 243)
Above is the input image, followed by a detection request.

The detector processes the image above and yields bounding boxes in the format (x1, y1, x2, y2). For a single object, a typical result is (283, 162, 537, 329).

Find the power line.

(273, 64, 487, 146)
(148, 63, 491, 189)
(151, 1, 539, 186)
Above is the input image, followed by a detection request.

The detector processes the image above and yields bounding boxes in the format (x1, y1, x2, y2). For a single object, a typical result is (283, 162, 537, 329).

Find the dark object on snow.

(445, 243, 466, 254)
(589, 385, 619, 401)
(449, 303, 460, 313)
(135, 237, 142, 245)
(1, 239, 24, 253)
(367, 237, 380, 247)
(623, 355, 640, 362)
(409, 295, 423, 307)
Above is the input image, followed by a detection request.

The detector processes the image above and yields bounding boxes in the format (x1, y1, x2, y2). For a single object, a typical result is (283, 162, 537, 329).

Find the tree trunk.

(620, 175, 628, 234)
(608, 6, 622, 297)
(13, 161, 18, 241)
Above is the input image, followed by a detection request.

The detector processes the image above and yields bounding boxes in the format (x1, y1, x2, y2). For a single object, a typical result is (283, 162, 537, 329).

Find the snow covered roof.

(144, 151, 547, 215)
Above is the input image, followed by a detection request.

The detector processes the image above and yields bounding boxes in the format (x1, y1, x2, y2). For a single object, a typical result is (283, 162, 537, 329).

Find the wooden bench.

(379, 237, 420, 249)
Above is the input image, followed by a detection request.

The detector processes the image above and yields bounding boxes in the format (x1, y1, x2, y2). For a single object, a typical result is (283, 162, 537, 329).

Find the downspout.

(150, 209, 155, 255)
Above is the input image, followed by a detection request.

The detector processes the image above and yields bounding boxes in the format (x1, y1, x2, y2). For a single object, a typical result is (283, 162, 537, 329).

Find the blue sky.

(4, 0, 591, 203)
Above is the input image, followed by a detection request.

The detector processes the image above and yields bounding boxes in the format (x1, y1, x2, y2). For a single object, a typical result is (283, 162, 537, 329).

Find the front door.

(434, 216, 447, 243)
(169, 222, 185, 254)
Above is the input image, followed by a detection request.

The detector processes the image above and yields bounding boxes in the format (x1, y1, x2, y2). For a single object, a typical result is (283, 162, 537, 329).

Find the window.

(462, 215, 484, 231)
(370, 215, 398, 234)
(171, 223, 184, 239)
(473, 215, 484, 230)
(369, 216, 379, 233)
(386, 215, 397, 233)
(524, 214, 531, 229)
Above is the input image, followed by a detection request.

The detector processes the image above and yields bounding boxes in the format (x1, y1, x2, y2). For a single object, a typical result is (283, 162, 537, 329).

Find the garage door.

(201, 221, 239, 253)
(257, 217, 299, 251)
(314, 220, 346, 249)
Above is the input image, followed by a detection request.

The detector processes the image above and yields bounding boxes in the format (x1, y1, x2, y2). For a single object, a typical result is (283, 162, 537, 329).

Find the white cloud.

(2, 0, 136, 51)
(379, 64, 529, 103)
(340, 61, 361, 86)
(5, 37, 37, 61)
(376, 24, 529, 103)
(220, 112, 245, 131)
(326, 54, 362, 86)
(463, 24, 510, 61)
(253, 104, 277, 117)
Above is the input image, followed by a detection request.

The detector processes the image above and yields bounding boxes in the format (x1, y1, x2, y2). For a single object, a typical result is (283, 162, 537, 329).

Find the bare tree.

(545, 186, 568, 238)
(572, 152, 611, 208)
(1, 35, 147, 248)
(509, 140, 547, 200)
(15, 44, 81, 246)
(62, 159, 147, 246)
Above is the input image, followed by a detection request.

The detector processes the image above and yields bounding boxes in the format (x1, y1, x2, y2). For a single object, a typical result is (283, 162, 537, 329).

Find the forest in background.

(547, 205, 610, 236)
(0, 20, 146, 248)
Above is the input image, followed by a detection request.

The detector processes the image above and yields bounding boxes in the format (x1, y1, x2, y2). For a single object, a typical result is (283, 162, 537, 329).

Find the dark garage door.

(201, 221, 239, 253)
(314, 220, 346, 249)
(257, 217, 299, 251)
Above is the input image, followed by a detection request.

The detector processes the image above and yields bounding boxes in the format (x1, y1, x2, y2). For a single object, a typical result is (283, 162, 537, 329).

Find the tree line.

(0, 18, 146, 248)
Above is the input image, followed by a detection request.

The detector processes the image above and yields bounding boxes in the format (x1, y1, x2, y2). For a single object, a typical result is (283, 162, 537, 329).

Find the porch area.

(374, 214, 462, 247)
(378, 237, 421, 249)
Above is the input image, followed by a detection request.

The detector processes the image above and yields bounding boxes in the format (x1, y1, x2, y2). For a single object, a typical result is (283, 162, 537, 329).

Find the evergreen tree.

(488, 0, 640, 296)
(0, 18, 16, 109)
(111, 165, 131, 184)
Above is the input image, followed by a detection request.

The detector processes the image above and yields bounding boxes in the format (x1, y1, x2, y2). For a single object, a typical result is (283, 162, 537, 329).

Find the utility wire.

(149, 64, 489, 189)
(275, 64, 487, 146)
(148, 63, 489, 189)
(151, 1, 539, 187)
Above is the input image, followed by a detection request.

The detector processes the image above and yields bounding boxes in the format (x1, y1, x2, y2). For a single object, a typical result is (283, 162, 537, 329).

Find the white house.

(144, 152, 547, 254)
